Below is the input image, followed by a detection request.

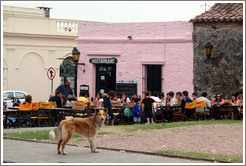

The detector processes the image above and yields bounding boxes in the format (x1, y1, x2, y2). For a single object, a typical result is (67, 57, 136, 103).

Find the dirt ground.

(74, 124, 243, 156)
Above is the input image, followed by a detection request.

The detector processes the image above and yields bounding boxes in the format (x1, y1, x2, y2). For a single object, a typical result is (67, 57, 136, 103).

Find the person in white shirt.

(169, 92, 176, 106)
(158, 93, 166, 106)
(196, 92, 212, 119)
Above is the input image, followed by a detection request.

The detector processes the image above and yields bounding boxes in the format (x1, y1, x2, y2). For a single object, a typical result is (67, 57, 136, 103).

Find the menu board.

(116, 83, 137, 98)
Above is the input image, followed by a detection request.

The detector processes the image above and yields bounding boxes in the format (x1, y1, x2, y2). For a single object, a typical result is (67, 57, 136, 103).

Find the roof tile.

(191, 3, 243, 22)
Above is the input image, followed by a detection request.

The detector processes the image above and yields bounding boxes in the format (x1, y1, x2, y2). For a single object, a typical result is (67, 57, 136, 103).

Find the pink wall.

(76, 22, 194, 98)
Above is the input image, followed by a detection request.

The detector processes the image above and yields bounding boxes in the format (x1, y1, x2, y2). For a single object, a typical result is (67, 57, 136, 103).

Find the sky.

(2, 1, 216, 22)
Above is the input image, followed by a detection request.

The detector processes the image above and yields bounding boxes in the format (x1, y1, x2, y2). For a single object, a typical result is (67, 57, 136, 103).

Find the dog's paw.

(58, 151, 61, 154)
(92, 150, 99, 153)
(62, 152, 68, 155)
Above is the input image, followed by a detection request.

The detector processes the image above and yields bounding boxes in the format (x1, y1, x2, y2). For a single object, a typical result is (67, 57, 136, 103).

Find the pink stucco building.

(76, 22, 194, 98)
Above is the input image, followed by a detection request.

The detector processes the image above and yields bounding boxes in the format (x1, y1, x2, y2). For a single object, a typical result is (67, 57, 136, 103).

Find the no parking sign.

(47, 67, 56, 93)
(47, 67, 56, 80)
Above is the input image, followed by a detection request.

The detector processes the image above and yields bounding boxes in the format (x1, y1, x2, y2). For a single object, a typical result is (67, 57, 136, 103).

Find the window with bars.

(146, 65, 162, 94)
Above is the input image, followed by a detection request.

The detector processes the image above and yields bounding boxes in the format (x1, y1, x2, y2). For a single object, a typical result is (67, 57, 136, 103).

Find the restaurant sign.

(89, 58, 117, 64)
(60, 58, 76, 77)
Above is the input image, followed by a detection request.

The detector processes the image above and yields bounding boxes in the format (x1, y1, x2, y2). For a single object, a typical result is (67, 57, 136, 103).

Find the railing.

(56, 21, 78, 32)
(3, 15, 98, 35)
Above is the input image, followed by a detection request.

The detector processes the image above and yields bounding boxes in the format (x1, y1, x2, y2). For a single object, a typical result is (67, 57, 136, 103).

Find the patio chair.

(195, 101, 206, 120)
(154, 108, 164, 123)
(71, 101, 87, 118)
(185, 101, 197, 120)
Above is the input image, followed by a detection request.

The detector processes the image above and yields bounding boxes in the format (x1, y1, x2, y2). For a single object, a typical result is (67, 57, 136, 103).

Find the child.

(142, 91, 155, 124)
(103, 91, 116, 126)
(133, 98, 142, 124)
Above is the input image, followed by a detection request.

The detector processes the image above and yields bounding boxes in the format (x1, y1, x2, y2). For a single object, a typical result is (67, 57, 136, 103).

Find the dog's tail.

(49, 127, 62, 142)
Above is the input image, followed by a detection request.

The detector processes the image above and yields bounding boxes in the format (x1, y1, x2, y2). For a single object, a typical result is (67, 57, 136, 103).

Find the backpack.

(124, 107, 133, 117)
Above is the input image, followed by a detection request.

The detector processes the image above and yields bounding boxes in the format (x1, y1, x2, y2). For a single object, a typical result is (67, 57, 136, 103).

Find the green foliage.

(155, 150, 243, 163)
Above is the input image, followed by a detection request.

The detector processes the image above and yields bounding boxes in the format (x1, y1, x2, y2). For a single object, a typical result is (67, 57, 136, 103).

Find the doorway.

(146, 65, 162, 94)
(96, 64, 116, 95)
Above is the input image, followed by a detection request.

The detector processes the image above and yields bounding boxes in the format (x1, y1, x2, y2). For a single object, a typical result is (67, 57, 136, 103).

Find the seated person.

(180, 91, 193, 118)
(168, 92, 176, 106)
(175, 92, 182, 105)
(23, 95, 32, 104)
(212, 93, 224, 105)
(62, 95, 71, 107)
(230, 94, 240, 105)
(49, 91, 62, 108)
(166, 92, 170, 106)
(196, 92, 212, 112)
(158, 92, 166, 107)
(192, 92, 197, 101)
(120, 92, 131, 105)
(94, 93, 101, 102)
(112, 95, 120, 101)
(78, 91, 90, 108)
(229, 93, 240, 120)
(124, 95, 137, 108)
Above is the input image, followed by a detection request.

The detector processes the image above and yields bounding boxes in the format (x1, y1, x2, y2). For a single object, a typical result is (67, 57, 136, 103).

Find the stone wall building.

(191, 3, 243, 99)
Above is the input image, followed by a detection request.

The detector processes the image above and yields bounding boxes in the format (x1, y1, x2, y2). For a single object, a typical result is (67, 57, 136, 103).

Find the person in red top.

(212, 93, 225, 105)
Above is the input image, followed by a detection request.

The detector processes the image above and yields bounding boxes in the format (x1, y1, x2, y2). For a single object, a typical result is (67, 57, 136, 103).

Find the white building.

(3, 6, 96, 102)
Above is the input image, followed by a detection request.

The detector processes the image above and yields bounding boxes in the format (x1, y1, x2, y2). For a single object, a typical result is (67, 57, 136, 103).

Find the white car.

(3, 90, 27, 107)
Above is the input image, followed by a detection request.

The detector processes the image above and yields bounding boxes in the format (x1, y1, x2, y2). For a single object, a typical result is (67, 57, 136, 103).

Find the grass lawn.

(4, 120, 242, 140)
(3, 120, 243, 163)
(155, 150, 243, 163)
(102, 119, 243, 133)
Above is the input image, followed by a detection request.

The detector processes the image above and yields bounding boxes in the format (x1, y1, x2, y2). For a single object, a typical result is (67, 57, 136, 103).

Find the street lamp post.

(72, 47, 81, 97)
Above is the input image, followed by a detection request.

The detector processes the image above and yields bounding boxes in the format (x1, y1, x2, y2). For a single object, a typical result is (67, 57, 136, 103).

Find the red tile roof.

(191, 3, 243, 23)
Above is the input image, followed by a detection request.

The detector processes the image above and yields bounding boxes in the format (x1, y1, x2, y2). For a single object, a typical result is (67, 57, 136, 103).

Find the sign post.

(47, 67, 56, 94)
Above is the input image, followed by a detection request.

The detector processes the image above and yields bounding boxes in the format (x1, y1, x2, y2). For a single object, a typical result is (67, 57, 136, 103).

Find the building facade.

(3, 6, 95, 102)
(76, 22, 194, 98)
(191, 3, 243, 99)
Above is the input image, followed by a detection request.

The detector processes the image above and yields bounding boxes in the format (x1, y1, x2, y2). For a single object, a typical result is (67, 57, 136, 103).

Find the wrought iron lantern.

(204, 42, 213, 58)
(72, 47, 81, 63)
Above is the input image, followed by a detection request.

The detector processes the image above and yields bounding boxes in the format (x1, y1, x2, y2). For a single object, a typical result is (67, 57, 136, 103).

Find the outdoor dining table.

(157, 105, 180, 122)
(211, 104, 242, 120)
(3, 109, 51, 128)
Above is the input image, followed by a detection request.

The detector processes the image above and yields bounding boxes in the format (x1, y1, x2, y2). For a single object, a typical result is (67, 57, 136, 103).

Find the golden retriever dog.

(49, 108, 107, 155)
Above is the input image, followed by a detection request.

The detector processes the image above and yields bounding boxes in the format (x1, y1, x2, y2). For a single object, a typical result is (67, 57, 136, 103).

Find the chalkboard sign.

(60, 58, 76, 77)
(116, 83, 137, 98)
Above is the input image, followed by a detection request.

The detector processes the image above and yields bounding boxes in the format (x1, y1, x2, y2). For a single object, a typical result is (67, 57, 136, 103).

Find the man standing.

(56, 79, 77, 100)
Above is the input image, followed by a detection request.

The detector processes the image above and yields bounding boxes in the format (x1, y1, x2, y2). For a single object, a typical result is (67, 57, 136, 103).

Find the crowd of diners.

(20, 79, 243, 126)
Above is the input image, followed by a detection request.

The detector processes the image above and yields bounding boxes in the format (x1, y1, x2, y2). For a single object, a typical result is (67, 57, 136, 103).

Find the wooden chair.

(173, 109, 187, 121)
(111, 101, 122, 107)
(239, 100, 243, 120)
(19, 103, 32, 111)
(154, 109, 164, 123)
(71, 101, 87, 118)
(39, 101, 53, 108)
(185, 102, 197, 120)
(195, 101, 206, 120)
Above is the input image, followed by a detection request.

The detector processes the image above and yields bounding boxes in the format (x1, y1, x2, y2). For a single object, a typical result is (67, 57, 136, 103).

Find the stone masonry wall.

(193, 22, 243, 100)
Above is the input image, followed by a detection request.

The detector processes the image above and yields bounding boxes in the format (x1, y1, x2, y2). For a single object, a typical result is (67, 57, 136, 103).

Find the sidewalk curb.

(3, 137, 233, 163)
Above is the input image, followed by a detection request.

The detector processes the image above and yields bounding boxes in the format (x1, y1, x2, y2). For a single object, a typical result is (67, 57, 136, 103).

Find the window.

(15, 92, 26, 99)
(146, 65, 162, 94)
(3, 92, 14, 99)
